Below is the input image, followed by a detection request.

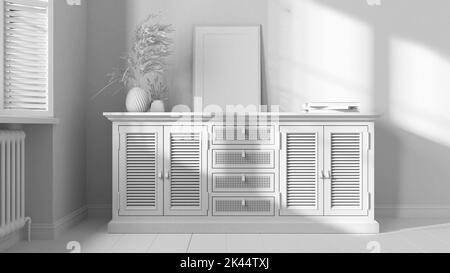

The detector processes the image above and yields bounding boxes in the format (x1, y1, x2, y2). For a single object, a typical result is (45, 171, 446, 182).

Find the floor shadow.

(380, 218, 450, 234)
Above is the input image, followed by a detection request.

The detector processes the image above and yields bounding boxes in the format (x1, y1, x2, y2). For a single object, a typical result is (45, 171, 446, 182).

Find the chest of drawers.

(209, 126, 278, 216)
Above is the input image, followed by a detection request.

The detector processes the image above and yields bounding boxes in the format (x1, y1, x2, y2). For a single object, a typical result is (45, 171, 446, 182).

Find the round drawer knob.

(241, 199, 247, 207)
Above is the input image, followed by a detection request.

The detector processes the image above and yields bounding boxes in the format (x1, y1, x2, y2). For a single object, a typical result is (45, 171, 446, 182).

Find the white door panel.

(280, 126, 324, 216)
(118, 126, 164, 216)
(324, 126, 369, 216)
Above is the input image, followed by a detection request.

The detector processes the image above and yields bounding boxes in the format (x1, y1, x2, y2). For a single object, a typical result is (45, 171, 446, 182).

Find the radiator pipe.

(0, 217, 32, 242)
(25, 217, 31, 242)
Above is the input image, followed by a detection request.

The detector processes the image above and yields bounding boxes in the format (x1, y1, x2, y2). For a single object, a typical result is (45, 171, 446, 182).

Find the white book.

(304, 102, 361, 110)
(304, 108, 360, 113)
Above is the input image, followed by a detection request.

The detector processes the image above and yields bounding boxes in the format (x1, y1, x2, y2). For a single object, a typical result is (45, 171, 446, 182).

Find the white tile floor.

(4, 217, 450, 253)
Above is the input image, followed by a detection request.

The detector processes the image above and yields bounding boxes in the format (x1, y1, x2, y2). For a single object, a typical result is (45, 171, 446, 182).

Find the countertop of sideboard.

(104, 112, 381, 122)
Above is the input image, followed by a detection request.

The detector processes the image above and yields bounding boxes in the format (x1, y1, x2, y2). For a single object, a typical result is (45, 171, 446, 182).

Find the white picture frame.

(193, 26, 261, 113)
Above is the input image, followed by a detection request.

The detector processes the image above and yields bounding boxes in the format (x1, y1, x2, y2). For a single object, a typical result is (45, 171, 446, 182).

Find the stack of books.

(302, 102, 361, 113)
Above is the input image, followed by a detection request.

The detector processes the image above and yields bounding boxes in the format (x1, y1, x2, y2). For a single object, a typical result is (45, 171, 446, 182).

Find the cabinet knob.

(165, 172, 170, 179)
(241, 151, 247, 158)
(321, 170, 333, 180)
(158, 172, 163, 179)
(241, 199, 247, 207)
(241, 176, 246, 183)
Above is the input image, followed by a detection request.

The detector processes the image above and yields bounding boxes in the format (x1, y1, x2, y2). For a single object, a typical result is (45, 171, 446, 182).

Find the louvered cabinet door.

(164, 126, 208, 216)
(280, 126, 324, 216)
(324, 126, 369, 216)
(118, 126, 163, 216)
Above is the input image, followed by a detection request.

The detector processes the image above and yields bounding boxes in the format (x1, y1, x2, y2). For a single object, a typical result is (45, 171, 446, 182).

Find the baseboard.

(109, 219, 380, 234)
(87, 204, 112, 218)
(31, 206, 88, 240)
(0, 229, 24, 252)
(376, 205, 450, 218)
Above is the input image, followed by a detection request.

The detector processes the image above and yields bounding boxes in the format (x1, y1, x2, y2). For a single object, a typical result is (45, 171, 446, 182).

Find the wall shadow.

(86, 0, 129, 208)
(300, 0, 450, 225)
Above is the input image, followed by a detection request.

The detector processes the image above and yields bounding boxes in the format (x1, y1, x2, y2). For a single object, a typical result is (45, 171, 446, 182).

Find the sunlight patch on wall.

(390, 38, 450, 147)
(267, 0, 374, 111)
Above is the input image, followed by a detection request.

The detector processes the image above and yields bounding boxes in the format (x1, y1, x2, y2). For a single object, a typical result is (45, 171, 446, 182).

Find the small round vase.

(149, 100, 166, 112)
(126, 87, 151, 112)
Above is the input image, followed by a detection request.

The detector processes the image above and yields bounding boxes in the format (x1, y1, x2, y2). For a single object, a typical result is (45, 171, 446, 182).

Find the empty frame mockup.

(194, 26, 261, 112)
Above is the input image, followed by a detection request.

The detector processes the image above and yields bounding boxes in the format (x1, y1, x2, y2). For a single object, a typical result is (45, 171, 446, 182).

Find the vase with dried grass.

(93, 14, 174, 112)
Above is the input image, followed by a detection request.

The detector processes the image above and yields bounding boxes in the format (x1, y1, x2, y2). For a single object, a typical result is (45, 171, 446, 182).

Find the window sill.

(0, 116, 59, 125)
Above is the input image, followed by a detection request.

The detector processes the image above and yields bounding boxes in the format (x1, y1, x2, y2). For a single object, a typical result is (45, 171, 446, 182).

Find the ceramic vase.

(149, 100, 166, 112)
(126, 87, 151, 112)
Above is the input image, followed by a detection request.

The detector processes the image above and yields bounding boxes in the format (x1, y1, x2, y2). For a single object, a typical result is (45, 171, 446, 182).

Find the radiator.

(0, 130, 31, 241)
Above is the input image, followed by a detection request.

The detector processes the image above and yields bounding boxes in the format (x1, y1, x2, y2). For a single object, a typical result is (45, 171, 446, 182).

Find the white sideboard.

(104, 112, 380, 234)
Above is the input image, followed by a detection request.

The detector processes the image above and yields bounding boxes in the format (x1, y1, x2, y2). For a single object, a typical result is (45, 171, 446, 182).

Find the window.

(0, 0, 53, 118)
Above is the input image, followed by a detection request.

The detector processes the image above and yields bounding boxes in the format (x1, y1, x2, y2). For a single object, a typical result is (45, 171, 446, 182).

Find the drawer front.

(212, 126, 275, 145)
(213, 197, 275, 216)
(212, 150, 275, 169)
(213, 173, 275, 193)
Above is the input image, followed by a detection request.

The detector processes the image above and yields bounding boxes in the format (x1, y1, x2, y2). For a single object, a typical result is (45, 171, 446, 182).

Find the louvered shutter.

(324, 126, 369, 216)
(164, 126, 207, 216)
(118, 126, 163, 216)
(280, 126, 323, 216)
(0, 0, 53, 116)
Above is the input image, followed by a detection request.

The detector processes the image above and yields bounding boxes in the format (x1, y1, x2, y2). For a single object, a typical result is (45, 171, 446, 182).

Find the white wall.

(267, 0, 374, 111)
(21, 1, 88, 238)
(86, 0, 267, 207)
(52, 0, 88, 222)
(25, 126, 54, 226)
(86, 0, 128, 210)
(86, 0, 450, 215)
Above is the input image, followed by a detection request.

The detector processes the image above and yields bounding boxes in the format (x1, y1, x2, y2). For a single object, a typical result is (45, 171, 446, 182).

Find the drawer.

(212, 126, 275, 145)
(212, 173, 275, 193)
(212, 150, 275, 169)
(212, 197, 275, 216)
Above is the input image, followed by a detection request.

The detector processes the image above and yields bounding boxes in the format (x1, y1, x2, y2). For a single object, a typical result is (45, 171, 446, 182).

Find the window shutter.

(1, 0, 53, 117)
(324, 127, 369, 216)
(164, 127, 207, 216)
(280, 126, 323, 216)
